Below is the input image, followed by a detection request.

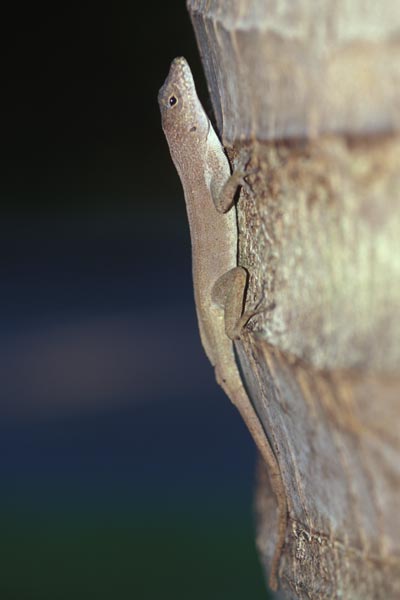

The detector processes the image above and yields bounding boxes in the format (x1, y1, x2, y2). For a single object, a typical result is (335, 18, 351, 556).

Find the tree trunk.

(187, 1, 400, 597)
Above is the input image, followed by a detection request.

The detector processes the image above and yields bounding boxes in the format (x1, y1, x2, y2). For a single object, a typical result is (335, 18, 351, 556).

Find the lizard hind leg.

(211, 267, 248, 340)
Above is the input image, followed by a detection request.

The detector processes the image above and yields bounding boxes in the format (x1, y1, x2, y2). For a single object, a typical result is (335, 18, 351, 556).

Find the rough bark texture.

(187, 1, 400, 598)
(188, 0, 400, 143)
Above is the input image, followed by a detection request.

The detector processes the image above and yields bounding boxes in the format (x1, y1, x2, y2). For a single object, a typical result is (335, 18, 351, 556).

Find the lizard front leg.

(211, 168, 259, 214)
(211, 171, 247, 213)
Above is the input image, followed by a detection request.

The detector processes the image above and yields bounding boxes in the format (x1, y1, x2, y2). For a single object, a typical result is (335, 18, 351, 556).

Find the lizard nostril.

(190, 126, 197, 132)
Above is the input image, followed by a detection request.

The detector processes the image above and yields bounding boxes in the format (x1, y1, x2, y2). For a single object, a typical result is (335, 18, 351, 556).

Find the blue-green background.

(1, 3, 272, 598)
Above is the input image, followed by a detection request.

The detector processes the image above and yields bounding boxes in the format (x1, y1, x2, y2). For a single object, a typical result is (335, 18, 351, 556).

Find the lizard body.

(158, 57, 286, 588)
(158, 57, 244, 377)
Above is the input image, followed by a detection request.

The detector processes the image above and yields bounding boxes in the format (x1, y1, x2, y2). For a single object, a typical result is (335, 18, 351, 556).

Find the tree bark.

(187, 1, 400, 597)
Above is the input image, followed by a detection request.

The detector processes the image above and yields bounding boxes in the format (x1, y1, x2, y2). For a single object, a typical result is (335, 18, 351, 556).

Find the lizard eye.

(169, 95, 178, 107)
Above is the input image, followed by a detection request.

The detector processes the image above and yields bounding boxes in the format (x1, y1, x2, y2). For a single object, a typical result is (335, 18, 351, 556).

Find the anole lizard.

(158, 57, 286, 588)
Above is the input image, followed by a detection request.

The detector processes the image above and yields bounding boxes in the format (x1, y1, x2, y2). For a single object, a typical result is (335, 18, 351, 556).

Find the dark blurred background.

(1, 3, 271, 598)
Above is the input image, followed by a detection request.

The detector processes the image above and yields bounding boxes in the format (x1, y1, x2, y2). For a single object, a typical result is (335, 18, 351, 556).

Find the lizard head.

(158, 57, 209, 154)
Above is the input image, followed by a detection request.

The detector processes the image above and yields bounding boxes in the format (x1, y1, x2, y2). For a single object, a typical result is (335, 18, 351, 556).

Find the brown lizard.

(158, 57, 286, 589)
